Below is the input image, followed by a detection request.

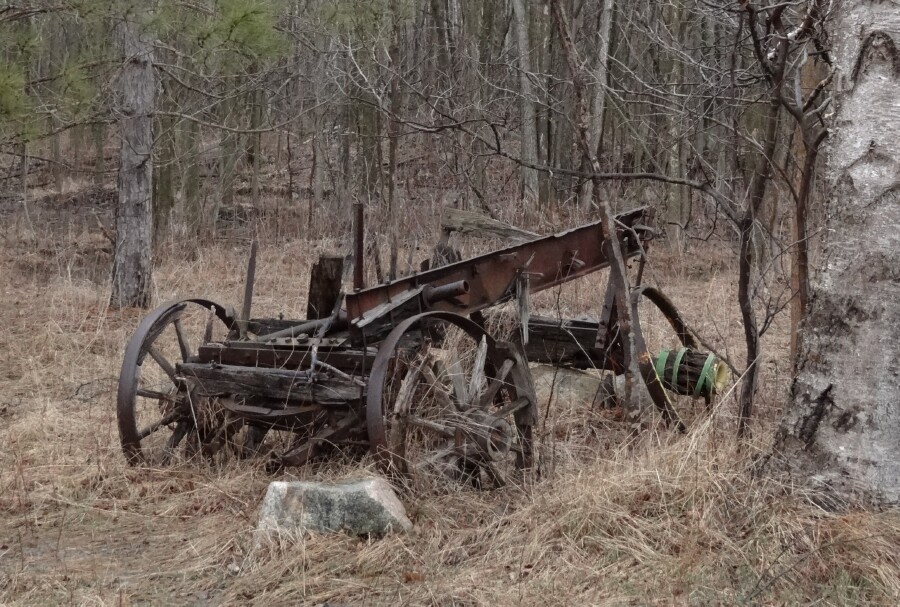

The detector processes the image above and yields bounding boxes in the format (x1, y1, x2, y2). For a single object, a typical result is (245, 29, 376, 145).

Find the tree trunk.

(736, 99, 780, 438)
(769, 3, 900, 506)
(387, 0, 402, 280)
(510, 0, 539, 203)
(153, 113, 176, 246)
(181, 118, 201, 229)
(249, 88, 263, 211)
(312, 107, 326, 210)
(111, 9, 154, 309)
(92, 122, 106, 186)
(664, 4, 690, 243)
(578, 0, 613, 208)
(51, 128, 65, 193)
(217, 91, 240, 237)
(789, 56, 827, 362)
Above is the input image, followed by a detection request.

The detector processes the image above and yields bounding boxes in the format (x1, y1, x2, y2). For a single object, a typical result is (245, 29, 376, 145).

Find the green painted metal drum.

(653, 347, 730, 399)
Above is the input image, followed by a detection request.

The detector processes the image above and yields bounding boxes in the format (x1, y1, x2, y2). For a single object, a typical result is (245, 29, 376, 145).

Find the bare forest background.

(2, 0, 899, 605)
(1, 0, 830, 277)
(1, 0, 836, 427)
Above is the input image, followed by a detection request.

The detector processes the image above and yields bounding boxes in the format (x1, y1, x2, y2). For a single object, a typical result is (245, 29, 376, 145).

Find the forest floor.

(1, 181, 899, 606)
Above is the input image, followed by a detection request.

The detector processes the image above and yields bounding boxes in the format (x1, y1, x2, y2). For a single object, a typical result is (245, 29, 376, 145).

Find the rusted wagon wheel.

(367, 311, 535, 491)
(117, 299, 236, 466)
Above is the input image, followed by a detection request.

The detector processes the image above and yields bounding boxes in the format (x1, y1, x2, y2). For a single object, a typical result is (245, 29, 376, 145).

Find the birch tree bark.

(769, 2, 900, 506)
(111, 6, 154, 308)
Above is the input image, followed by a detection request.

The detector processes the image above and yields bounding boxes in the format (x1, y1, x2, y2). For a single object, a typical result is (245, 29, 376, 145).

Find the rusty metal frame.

(346, 207, 653, 327)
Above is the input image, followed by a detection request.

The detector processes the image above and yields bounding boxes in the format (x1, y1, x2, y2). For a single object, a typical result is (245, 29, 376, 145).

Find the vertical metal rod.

(635, 254, 647, 287)
(240, 239, 258, 339)
(353, 202, 365, 290)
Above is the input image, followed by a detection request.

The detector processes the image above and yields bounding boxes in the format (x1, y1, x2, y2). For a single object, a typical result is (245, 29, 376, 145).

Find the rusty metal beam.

(346, 207, 653, 324)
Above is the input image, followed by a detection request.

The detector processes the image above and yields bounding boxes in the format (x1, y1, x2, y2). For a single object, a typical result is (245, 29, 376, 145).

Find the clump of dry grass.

(1, 198, 898, 606)
(216, 422, 900, 605)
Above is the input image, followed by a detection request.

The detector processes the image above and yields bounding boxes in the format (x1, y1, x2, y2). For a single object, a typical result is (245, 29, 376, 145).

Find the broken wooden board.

(524, 315, 622, 371)
(307, 255, 344, 320)
(177, 362, 363, 406)
(440, 207, 539, 244)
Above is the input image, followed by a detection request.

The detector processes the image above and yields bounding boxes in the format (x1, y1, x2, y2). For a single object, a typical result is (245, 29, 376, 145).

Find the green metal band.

(694, 353, 717, 397)
(655, 349, 670, 383)
(672, 347, 688, 391)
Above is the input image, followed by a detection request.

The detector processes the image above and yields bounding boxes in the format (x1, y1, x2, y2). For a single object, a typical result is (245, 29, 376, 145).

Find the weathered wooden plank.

(177, 363, 363, 406)
(197, 343, 376, 374)
(221, 400, 329, 432)
(253, 313, 350, 342)
(246, 318, 300, 336)
(307, 255, 344, 320)
(239, 240, 258, 339)
(222, 401, 322, 418)
(350, 287, 429, 343)
(524, 315, 620, 371)
(441, 207, 539, 244)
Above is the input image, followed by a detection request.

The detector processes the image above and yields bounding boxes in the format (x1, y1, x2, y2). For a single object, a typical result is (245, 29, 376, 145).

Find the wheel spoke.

(393, 346, 433, 413)
(444, 359, 469, 409)
(138, 409, 183, 440)
(412, 443, 457, 472)
(494, 396, 531, 418)
(419, 362, 455, 411)
(467, 336, 488, 406)
(393, 360, 424, 416)
(203, 308, 216, 343)
(173, 318, 192, 362)
(388, 354, 425, 455)
(147, 346, 178, 383)
(136, 388, 179, 403)
(476, 358, 515, 409)
(406, 415, 455, 438)
(161, 420, 191, 465)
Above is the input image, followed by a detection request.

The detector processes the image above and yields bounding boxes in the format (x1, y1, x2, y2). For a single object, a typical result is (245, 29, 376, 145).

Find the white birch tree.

(769, 1, 900, 506)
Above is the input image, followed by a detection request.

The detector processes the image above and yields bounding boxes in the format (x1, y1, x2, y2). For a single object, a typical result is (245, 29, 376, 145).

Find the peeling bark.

(769, 2, 900, 506)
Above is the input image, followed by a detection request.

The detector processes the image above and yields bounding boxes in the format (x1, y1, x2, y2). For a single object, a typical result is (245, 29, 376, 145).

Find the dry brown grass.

(1, 195, 898, 606)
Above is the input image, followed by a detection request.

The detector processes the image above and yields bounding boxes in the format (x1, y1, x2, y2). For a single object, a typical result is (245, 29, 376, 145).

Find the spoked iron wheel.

(117, 299, 237, 466)
(367, 311, 535, 491)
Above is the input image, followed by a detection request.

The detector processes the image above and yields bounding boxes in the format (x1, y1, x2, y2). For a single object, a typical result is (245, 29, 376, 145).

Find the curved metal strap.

(632, 286, 698, 349)
(672, 347, 688, 392)
(694, 353, 717, 397)
(654, 349, 670, 382)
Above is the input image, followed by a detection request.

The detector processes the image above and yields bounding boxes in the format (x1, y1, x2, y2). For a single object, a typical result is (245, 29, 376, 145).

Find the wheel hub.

(455, 409, 514, 461)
